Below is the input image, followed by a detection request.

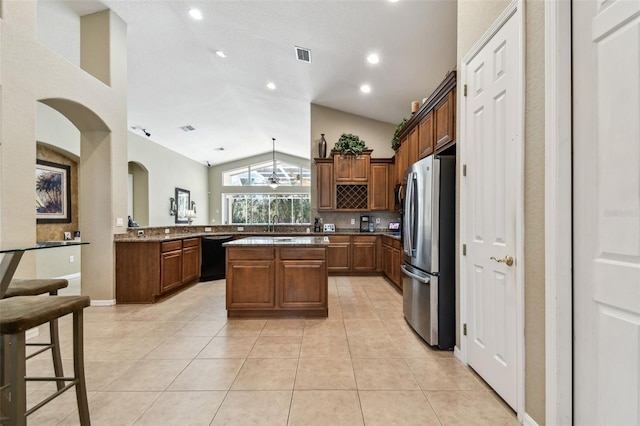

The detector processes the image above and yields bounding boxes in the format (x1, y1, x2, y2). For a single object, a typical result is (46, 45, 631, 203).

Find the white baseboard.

(454, 345, 465, 363)
(56, 272, 81, 281)
(26, 328, 40, 340)
(90, 299, 116, 306)
(523, 413, 540, 426)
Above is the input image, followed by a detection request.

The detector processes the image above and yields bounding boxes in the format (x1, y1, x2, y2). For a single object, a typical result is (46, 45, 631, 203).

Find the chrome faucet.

(269, 214, 280, 232)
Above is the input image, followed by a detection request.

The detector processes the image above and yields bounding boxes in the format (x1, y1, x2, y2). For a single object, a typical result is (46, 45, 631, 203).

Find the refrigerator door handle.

(400, 264, 430, 284)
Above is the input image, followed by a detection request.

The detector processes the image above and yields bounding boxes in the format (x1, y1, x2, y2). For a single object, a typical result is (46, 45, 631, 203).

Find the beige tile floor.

(24, 276, 518, 425)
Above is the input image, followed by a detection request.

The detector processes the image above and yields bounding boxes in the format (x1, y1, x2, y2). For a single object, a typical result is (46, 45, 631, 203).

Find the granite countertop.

(223, 236, 330, 247)
(114, 230, 401, 243)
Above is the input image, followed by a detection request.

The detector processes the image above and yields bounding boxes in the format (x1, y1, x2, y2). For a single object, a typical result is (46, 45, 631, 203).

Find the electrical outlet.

(164, 228, 170, 234)
(205, 227, 212, 232)
(376, 218, 381, 224)
(69, 255, 74, 263)
(238, 226, 244, 231)
(116, 217, 124, 227)
(137, 230, 145, 237)
(350, 218, 355, 225)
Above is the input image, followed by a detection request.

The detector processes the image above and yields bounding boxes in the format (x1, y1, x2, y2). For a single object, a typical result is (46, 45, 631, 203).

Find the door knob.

(490, 255, 514, 266)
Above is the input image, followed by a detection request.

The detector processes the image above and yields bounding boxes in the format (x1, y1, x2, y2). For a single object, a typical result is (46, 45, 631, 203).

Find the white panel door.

(573, 0, 640, 424)
(462, 9, 521, 410)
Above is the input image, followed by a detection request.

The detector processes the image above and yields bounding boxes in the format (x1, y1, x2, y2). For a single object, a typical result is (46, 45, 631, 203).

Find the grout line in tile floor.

(22, 276, 518, 426)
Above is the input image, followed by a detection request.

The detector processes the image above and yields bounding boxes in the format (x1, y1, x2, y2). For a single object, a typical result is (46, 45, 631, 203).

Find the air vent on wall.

(180, 125, 196, 132)
(295, 46, 311, 63)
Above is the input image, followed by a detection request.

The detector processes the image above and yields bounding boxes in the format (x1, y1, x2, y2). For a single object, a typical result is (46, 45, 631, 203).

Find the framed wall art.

(36, 159, 71, 223)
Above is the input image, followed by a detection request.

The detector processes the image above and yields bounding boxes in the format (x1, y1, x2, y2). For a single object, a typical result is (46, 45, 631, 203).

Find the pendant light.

(268, 137, 279, 190)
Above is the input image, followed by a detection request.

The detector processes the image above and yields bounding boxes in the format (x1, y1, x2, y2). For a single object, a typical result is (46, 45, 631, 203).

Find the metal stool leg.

(8, 333, 27, 426)
(72, 310, 90, 425)
(49, 318, 65, 391)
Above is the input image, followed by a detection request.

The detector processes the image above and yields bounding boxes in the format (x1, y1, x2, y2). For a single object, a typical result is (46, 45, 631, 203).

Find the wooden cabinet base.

(226, 246, 328, 318)
(228, 308, 328, 319)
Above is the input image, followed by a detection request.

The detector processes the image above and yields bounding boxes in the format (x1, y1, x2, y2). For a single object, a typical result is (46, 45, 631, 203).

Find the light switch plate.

(116, 217, 124, 227)
(350, 218, 355, 225)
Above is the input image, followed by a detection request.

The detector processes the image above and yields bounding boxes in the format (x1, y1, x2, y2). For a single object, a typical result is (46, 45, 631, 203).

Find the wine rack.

(336, 185, 368, 210)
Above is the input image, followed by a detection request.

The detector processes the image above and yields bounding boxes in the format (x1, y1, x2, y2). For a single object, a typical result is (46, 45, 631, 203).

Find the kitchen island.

(223, 236, 329, 318)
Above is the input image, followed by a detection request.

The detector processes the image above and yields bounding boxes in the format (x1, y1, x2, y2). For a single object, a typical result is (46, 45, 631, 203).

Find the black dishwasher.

(200, 235, 234, 281)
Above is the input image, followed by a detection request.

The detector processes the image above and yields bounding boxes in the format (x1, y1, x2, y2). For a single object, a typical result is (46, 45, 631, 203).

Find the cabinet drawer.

(280, 248, 326, 260)
(228, 248, 275, 260)
(327, 235, 350, 244)
(161, 240, 182, 252)
(183, 237, 200, 248)
(352, 235, 377, 243)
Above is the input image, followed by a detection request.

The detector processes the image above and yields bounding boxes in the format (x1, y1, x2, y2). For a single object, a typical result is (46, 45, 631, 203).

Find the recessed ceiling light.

(189, 9, 203, 20)
(360, 84, 371, 93)
(267, 82, 276, 90)
(367, 54, 380, 64)
(215, 50, 226, 58)
(388, 0, 400, 3)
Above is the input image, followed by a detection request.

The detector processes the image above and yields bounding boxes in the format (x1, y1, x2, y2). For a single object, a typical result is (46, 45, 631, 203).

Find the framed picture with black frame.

(36, 159, 71, 223)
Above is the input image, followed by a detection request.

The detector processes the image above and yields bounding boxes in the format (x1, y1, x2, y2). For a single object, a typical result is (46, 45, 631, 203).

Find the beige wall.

(1, 2, 128, 301)
(457, 0, 546, 423)
(309, 104, 396, 220)
(128, 131, 209, 227)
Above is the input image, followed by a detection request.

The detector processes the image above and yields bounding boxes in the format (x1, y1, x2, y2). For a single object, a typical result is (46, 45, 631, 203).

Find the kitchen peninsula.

(224, 236, 329, 318)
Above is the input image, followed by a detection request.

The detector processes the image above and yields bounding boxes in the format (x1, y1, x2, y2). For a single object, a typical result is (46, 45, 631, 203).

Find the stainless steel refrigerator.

(401, 154, 456, 349)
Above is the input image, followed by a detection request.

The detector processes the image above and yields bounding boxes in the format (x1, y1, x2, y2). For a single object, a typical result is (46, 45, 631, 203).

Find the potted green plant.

(333, 133, 367, 156)
(391, 118, 407, 150)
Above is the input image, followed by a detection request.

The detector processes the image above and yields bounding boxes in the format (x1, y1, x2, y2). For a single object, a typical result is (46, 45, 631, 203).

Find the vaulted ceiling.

(64, 0, 458, 166)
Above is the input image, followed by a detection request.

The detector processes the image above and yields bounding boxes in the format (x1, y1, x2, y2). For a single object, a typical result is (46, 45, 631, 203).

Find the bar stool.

(0, 295, 91, 426)
(3, 279, 69, 391)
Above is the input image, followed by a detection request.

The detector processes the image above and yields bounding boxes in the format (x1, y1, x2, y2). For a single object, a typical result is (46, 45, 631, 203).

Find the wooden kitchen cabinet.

(334, 150, 370, 183)
(326, 235, 351, 273)
(226, 245, 327, 317)
(418, 111, 435, 159)
(316, 159, 334, 211)
(381, 235, 402, 290)
(395, 139, 408, 185)
(434, 89, 456, 151)
(352, 235, 377, 272)
(370, 162, 390, 211)
(408, 126, 420, 167)
(279, 248, 327, 309)
(116, 237, 202, 303)
(182, 238, 201, 283)
(160, 241, 183, 293)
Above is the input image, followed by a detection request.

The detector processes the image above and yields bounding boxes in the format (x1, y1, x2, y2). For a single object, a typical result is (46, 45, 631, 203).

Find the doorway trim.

(544, 0, 572, 424)
(459, 0, 525, 420)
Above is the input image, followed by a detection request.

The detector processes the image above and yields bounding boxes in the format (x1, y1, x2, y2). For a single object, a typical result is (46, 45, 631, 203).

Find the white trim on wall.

(459, 0, 525, 421)
(544, 0, 573, 424)
(91, 299, 116, 306)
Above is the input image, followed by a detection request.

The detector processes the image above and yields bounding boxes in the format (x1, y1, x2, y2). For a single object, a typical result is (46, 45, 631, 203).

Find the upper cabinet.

(434, 89, 456, 151)
(334, 150, 371, 183)
(315, 151, 393, 212)
(395, 71, 457, 171)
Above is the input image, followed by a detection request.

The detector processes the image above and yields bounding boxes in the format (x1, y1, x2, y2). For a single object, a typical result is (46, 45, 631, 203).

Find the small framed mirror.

(175, 187, 190, 224)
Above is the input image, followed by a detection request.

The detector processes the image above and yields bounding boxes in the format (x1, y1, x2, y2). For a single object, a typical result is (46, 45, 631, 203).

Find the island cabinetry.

(278, 248, 327, 309)
(225, 241, 328, 318)
(226, 248, 275, 309)
(116, 236, 202, 304)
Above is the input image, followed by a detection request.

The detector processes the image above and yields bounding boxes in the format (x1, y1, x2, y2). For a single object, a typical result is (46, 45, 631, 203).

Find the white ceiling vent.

(180, 125, 196, 132)
(295, 46, 311, 63)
